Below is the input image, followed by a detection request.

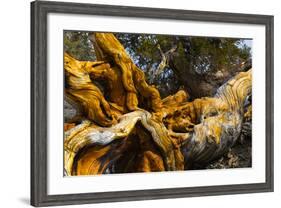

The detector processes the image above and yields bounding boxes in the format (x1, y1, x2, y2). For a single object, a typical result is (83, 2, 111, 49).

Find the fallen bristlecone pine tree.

(64, 33, 252, 176)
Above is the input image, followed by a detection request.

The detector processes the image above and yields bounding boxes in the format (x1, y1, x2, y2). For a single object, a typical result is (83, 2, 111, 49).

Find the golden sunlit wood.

(64, 32, 252, 175)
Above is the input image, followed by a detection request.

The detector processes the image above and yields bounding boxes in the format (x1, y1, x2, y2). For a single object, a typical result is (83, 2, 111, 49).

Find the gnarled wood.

(92, 33, 163, 112)
(64, 32, 252, 175)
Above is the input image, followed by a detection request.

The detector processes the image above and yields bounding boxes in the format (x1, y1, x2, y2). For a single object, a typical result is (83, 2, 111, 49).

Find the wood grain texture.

(31, 1, 274, 206)
(64, 41, 252, 175)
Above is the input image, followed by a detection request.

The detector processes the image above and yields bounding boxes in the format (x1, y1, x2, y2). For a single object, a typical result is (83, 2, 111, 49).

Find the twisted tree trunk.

(64, 33, 252, 176)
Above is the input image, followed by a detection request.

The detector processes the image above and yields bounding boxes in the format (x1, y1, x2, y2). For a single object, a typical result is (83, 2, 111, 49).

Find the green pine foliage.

(64, 31, 96, 61)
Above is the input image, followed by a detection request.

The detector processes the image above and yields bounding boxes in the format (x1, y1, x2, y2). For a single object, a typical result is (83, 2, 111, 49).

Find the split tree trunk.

(64, 33, 252, 175)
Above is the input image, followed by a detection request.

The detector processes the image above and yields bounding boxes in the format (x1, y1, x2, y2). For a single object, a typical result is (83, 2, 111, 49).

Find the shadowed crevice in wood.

(64, 32, 252, 175)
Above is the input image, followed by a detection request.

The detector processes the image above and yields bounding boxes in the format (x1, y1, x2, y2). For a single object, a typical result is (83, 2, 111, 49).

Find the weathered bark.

(64, 32, 252, 176)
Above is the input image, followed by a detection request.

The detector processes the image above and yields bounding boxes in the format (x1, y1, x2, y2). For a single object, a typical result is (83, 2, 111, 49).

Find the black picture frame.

(31, 0, 274, 207)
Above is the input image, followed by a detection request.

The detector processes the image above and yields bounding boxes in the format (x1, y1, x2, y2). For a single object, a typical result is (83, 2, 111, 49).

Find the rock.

(64, 94, 83, 123)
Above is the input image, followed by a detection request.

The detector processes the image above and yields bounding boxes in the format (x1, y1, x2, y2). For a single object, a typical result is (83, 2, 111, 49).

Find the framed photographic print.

(31, 0, 274, 207)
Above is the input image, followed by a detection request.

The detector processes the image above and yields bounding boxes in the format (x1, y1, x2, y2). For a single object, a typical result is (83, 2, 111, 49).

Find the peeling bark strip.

(64, 33, 252, 175)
